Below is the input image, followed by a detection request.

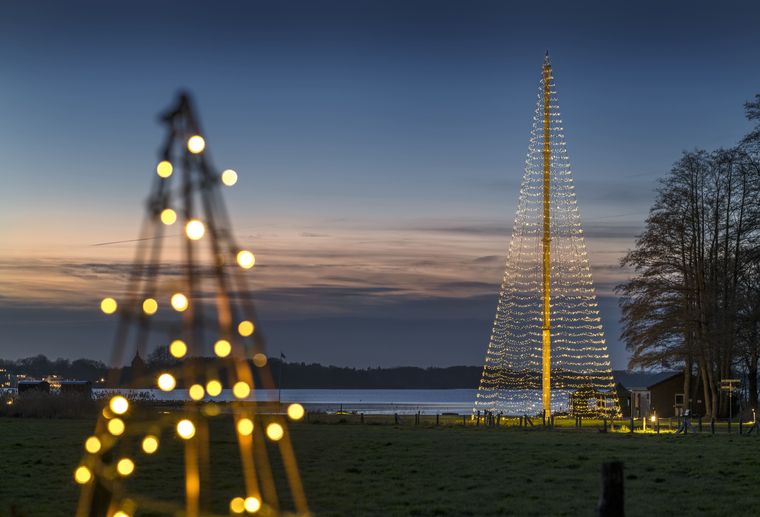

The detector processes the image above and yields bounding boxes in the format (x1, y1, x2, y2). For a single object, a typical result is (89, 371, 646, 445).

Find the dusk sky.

(1, 0, 759, 368)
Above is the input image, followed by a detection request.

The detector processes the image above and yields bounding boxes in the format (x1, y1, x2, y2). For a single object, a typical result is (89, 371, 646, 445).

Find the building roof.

(612, 370, 681, 390)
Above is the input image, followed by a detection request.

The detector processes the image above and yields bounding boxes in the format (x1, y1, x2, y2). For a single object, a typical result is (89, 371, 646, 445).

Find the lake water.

(90, 388, 571, 415)
(92, 388, 480, 415)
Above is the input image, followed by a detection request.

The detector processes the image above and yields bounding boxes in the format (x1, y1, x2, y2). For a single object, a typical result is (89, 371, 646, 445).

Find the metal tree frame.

(75, 93, 308, 517)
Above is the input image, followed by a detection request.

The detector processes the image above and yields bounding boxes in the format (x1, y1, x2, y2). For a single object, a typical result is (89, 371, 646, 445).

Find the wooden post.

(436, 413, 439, 426)
(603, 418, 607, 433)
(698, 416, 703, 432)
(360, 412, 364, 424)
(739, 420, 743, 435)
(596, 462, 624, 517)
(711, 417, 715, 435)
(476, 410, 480, 427)
(462, 415, 466, 427)
(579, 416, 583, 429)
(629, 415, 634, 433)
(394, 413, 399, 425)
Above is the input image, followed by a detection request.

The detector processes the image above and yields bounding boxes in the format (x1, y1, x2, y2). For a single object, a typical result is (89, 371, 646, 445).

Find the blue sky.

(1, 0, 759, 368)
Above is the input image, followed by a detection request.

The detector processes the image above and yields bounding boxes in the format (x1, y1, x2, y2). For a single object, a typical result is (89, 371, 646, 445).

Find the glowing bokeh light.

(185, 219, 205, 240)
(221, 169, 238, 186)
(238, 320, 255, 337)
(170, 293, 189, 312)
(100, 297, 118, 315)
(116, 458, 135, 476)
(189, 384, 205, 401)
(232, 381, 251, 399)
(177, 419, 196, 439)
(141, 435, 159, 454)
(236, 250, 255, 269)
(187, 135, 205, 153)
(266, 423, 284, 441)
(169, 339, 187, 358)
(230, 497, 246, 514)
(206, 380, 222, 397)
(287, 403, 305, 421)
(157, 373, 176, 391)
(237, 418, 254, 436)
(214, 339, 232, 358)
(244, 496, 262, 513)
(156, 160, 173, 178)
(108, 418, 125, 436)
(109, 396, 129, 415)
(74, 466, 92, 484)
(142, 298, 158, 315)
(160, 208, 177, 225)
(253, 353, 267, 367)
(84, 436, 101, 454)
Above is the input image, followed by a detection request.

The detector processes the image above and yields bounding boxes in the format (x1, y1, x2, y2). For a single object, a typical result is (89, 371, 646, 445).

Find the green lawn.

(1, 416, 758, 516)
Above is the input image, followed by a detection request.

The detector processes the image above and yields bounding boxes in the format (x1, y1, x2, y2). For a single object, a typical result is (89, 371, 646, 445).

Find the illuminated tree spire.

(75, 93, 309, 517)
(474, 55, 618, 417)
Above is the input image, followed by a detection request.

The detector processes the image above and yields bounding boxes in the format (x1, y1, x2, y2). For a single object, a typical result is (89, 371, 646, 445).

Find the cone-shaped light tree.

(474, 54, 619, 418)
(74, 93, 309, 517)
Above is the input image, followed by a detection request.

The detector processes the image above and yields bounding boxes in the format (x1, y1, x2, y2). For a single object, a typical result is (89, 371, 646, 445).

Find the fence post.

(711, 417, 715, 435)
(394, 413, 399, 425)
(596, 462, 624, 517)
(436, 413, 440, 426)
(630, 415, 634, 433)
(698, 416, 703, 432)
(462, 415, 466, 427)
(603, 418, 607, 433)
(360, 412, 364, 424)
(739, 420, 743, 435)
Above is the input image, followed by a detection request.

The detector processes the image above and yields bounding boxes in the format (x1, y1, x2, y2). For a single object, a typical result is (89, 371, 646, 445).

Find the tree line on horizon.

(618, 94, 760, 417)
(0, 353, 484, 389)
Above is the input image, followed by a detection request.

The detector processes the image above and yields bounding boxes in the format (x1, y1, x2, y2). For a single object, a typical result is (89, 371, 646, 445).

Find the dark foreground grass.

(1, 416, 758, 516)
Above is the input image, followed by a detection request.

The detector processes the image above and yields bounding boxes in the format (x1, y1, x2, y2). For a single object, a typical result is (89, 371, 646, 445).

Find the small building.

(17, 380, 51, 395)
(59, 380, 93, 398)
(613, 370, 705, 418)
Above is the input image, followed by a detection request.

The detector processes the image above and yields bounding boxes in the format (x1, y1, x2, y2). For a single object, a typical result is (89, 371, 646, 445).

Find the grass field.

(1, 416, 758, 516)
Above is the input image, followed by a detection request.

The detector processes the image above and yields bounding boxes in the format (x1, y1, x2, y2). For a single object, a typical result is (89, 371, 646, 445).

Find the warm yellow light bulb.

(170, 293, 189, 312)
(252, 353, 267, 367)
(84, 436, 101, 454)
(113, 512, 131, 517)
(141, 435, 159, 454)
(116, 458, 135, 476)
(185, 219, 205, 240)
(206, 380, 222, 397)
(232, 381, 251, 399)
(177, 419, 196, 439)
(230, 497, 246, 514)
(74, 466, 92, 484)
(160, 208, 177, 225)
(109, 396, 129, 415)
(169, 339, 187, 358)
(287, 403, 305, 421)
(266, 422, 284, 441)
(142, 298, 158, 315)
(237, 320, 255, 337)
(189, 384, 205, 401)
(221, 169, 238, 186)
(156, 160, 173, 178)
(108, 418, 125, 436)
(237, 418, 254, 436)
(187, 135, 205, 154)
(236, 250, 255, 269)
(157, 373, 176, 391)
(244, 496, 262, 513)
(100, 297, 118, 315)
(214, 339, 232, 358)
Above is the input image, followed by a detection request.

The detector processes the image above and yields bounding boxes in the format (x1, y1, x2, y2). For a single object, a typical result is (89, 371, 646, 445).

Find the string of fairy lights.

(74, 94, 309, 517)
(474, 56, 618, 417)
